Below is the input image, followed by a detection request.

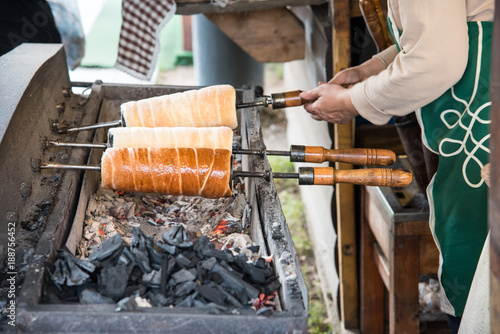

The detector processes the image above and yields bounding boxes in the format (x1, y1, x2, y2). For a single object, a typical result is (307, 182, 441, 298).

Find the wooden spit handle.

(292, 146, 396, 166)
(299, 167, 412, 187)
(271, 90, 313, 109)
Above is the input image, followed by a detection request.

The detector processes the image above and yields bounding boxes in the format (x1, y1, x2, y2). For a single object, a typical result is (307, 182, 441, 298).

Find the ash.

(78, 184, 254, 260)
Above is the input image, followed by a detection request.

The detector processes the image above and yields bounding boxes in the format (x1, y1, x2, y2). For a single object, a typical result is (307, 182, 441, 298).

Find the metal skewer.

(40, 162, 412, 188)
(56, 90, 310, 134)
(45, 140, 396, 167)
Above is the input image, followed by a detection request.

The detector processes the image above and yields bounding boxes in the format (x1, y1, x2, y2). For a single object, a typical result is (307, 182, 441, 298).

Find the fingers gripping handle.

(271, 90, 312, 109)
(298, 167, 413, 187)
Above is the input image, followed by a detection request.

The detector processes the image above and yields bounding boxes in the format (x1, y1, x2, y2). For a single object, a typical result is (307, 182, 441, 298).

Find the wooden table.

(360, 185, 439, 334)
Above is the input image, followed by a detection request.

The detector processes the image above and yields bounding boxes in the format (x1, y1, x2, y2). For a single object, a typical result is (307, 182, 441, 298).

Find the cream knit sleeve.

(350, 0, 469, 125)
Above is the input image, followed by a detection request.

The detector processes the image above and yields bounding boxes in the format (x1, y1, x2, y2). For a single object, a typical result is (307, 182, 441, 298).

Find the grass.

(269, 156, 332, 333)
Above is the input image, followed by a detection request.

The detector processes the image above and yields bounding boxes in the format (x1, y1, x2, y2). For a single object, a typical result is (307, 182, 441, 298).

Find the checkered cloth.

(115, 0, 176, 80)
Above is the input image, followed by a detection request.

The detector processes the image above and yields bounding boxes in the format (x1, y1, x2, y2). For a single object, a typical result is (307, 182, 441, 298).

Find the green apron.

(389, 20, 492, 316)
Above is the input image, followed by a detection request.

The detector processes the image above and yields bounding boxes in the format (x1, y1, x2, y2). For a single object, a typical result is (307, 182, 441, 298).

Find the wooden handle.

(300, 167, 412, 187)
(271, 90, 313, 109)
(299, 146, 396, 165)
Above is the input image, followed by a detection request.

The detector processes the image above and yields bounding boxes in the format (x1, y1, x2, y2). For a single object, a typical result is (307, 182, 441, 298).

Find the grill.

(1, 44, 308, 333)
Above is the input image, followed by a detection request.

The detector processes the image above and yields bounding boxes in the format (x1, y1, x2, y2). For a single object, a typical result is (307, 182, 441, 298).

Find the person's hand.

(330, 57, 386, 87)
(300, 83, 359, 124)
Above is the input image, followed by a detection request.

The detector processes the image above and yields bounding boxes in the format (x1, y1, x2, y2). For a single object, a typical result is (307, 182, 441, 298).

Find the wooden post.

(331, 0, 359, 329)
(490, 0, 500, 332)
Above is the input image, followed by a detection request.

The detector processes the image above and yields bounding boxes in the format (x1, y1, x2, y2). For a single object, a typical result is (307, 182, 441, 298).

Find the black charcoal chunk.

(176, 292, 197, 307)
(201, 247, 234, 263)
(89, 233, 123, 262)
(256, 307, 274, 316)
(200, 257, 217, 271)
(195, 283, 226, 306)
(98, 263, 129, 300)
(172, 268, 196, 283)
(156, 241, 177, 255)
(192, 235, 210, 252)
(142, 269, 162, 287)
(175, 253, 193, 268)
(264, 278, 281, 295)
(130, 228, 152, 273)
(162, 225, 192, 248)
(149, 293, 174, 307)
(174, 281, 197, 297)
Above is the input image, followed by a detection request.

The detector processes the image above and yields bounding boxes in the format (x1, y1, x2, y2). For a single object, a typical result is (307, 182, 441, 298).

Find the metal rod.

(46, 140, 107, 149)
(266, 150, 291, 157)
(40, 162, 101, 170)
(236, 100, 267, 109)
(273, 172, 299, 179)
(232, 148, 263, 156)
(59, 120, 122, 134)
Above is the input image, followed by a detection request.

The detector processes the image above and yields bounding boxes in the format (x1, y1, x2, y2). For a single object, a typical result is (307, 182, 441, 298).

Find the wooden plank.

(365, 189, 391, 257)
(205, 8, 305, 63)
(331, 0, 358, 329)
(418, 233, 439, 274)
(491, 1, 500, 332)
(360, 188, 385, 333)
(373, 242, 389, 290)
(389, 236, 419, 334)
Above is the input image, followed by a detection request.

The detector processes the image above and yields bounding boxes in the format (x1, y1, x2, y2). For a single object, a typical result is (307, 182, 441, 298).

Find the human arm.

(301, 1, 469, 125)
(351, 0, 468, 124)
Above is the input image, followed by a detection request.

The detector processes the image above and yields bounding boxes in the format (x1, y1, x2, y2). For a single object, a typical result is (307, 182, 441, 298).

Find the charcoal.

(128, 265, 143, 283)
(201, 247, 234, 263)
(174, 281, 197, 297)
(263, 278, 281, 295)
(142, 269, 162, 287)
(89, 233, 123, 262)
(218, 287, 244, 309)
(149, 292, 173, 307)
(146, 244, 163, 270)
(156, 241, 177, 255)
(220, 261, 244, 279)
(59, 249, 96, 273)
(195, 283, 226, 305)
(121, 247, 136, 264)
(98, 263, 129, 300)
(233, 254, 266, 284)
(192, 235, 210, 252)
(52, 250, 94, 287)
(50, 259, 66, 286)
(172, 268, 196, 283)
(130, 227, 152, 273)
(253, 257, 266, 269)
(256, 307, 274, 316)
(162, 225, 193, 248)
(175, 253, 193, 268)
(200, 257, 217, 271)
(205, 261, 260, 299)
(64, 263, 91, 286)
(249, 245, 260, 254)
(176, 292, 197, 307)
(193, 299, 207, 308)
(115, 295, 137, 312)
(80, 289, 114, 304)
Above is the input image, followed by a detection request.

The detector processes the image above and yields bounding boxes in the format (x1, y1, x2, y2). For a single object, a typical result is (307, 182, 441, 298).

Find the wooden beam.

(205, 8, 305, 63)
(490, 0, 500, 332)
(331, 0, 358, 329)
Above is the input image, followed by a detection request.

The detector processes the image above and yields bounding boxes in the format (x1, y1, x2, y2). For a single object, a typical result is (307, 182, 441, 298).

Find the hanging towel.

(115, 0, 176, 80)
